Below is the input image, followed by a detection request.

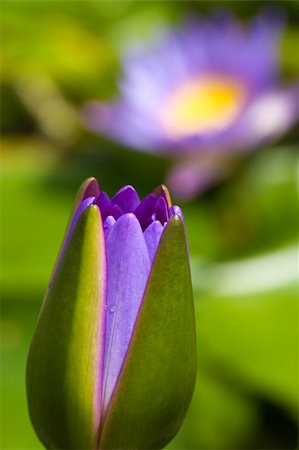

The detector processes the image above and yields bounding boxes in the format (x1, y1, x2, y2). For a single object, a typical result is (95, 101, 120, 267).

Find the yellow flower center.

(160, 76, 247, 138)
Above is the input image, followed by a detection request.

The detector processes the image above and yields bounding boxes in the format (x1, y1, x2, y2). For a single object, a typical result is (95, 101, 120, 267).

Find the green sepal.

(26, 205, 105, 450)
(99, 214, 196, 450)
(49, 177, 100, 284)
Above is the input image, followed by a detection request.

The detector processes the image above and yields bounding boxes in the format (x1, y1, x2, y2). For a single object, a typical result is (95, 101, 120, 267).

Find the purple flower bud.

(27, 178, 196, 450)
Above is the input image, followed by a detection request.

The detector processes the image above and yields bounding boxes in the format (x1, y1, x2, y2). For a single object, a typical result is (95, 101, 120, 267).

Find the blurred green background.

(1, 1, 298, 449)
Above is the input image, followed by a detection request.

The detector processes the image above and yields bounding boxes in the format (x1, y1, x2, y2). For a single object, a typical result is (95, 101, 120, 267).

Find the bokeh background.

(1, 1, 298, 449)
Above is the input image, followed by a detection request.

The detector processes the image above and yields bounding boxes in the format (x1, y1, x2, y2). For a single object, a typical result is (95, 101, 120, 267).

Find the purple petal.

(110, 204, 123, 220)
(96, 192, 112, 220)
(104, 215, 116, 238)
(111, 185, 140, 213)
(103, 214, 151, 411)
(152, 197, 169, 225)
(152, 185, 172, 208)
(240, 86, 299, 145)
(82, 101, 164, 153)
(144, 221, 164, 261)
(169, 205, 184, 222)
(134, 193, 157, 230)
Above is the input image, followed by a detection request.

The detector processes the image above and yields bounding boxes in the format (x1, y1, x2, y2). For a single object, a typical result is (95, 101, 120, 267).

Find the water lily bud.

(26, 178, 196, 450)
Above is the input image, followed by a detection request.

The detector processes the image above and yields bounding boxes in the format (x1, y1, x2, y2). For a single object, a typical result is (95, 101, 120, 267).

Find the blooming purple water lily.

(83, 12, 299, 198)
(26, 178, 196, 450)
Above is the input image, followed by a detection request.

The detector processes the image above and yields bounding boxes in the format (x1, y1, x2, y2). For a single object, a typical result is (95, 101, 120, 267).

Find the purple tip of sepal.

(82, 177, 101, 201)
(134, 193, 158, 230)
(144, 220, 165, 261)
(152, 197, 169, 225)
(111, 185, 141, 213)
(152, 185, 172, 208)
(103, 213, 151, 411)
(49, 196, 96, 288)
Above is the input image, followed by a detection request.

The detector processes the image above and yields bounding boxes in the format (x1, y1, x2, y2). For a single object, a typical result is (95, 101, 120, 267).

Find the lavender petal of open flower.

(83, 12, 299, 197)
(26, 177, 196, 450)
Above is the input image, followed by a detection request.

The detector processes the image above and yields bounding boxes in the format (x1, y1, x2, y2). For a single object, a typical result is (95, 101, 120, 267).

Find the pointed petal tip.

(120, 184, 136, 192)
(112, 186, 140, 213)
(169, 205, 184, 218)
(106, 212, 143, 236)
(152, 184, 172, 208)
(85, 176, 98, 184)
(84, 177, 101, 198)
(77, 177, 101, 203)
(113, 185, 138, 197)
(116, 212, 140, 226)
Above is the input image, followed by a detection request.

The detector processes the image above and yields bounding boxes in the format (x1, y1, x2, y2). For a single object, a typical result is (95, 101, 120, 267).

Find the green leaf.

(99, 215, 196, 450)
(26, 205, 105, 450)
(198, 286, 298, 417)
